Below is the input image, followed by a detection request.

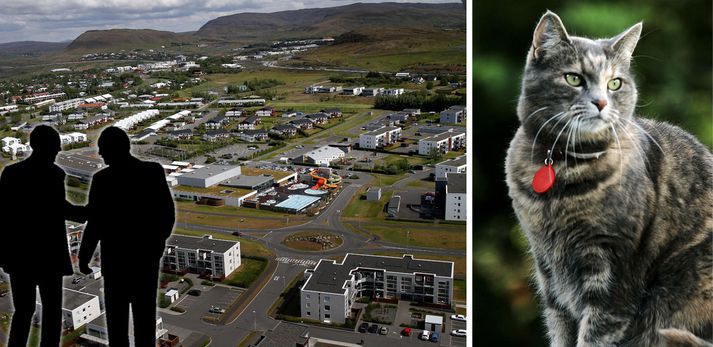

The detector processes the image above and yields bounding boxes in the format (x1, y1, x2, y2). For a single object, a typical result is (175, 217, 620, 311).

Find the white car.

(451, 329, 467, 337)
(450, 314, 467, 322)
(419, 330, 431, 341)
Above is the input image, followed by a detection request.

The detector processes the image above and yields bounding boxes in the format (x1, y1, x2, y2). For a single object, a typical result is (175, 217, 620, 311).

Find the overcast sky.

(0, 0, 460, 43)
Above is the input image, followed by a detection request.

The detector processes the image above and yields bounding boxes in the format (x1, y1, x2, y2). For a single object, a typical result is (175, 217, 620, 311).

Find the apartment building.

(162, 234, 241, 279)
(418, 130, 466, 155)
(444, 172, 466, 221)
(435, 155, 467, 179)
(358, 126, 402, 150)
(300, 254, 453, 324)
(50, 98, 83, 113)
(439, 105, 466, 124)
(62, 289, 102, 330)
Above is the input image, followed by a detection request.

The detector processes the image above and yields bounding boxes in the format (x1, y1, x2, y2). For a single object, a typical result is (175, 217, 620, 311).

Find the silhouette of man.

(0, 125, 85, 347)
(78, 126, 174, 347)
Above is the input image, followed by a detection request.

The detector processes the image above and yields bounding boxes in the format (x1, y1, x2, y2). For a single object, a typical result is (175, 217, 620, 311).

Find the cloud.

(0, 0, 457, 43)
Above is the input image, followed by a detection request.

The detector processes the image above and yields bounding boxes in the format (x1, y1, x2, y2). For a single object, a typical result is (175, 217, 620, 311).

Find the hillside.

(196, 2, 465, 42)
(0, 41, 69, 56)
(292, 26, 466, 73)
(65, 29, 192, 52)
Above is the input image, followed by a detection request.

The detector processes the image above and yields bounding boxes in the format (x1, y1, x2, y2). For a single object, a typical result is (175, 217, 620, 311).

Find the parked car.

(187, 289, 201, 296)
(72, 277, 84, 284)
(451, 329, 467, 337)
(379, 326, 388, 335)
(401, 327, 411, 336)
(420, 330, 431, 341)
(358, 322, 369, 333)
(231, 231, 242, 237)
(430, 332, 440, 342)
(450, 314, 467, 322)
(209, 306, 225, 314)
(368, 324, 379, 333)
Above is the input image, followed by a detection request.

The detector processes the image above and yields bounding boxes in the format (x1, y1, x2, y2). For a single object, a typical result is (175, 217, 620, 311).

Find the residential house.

(440, 105, 466, 124)
(383, 88, 404, 96)
(237, 115, 261, 130)
(203, 129, 231, 142)
(204, 115, 229, 130)
(418, 130, 466, 155)
(162, 234, 241, 279)
(342, 86, 364, 96)
(255, 106, 276, 117)
(168, 129, 193, 141)
(362, 88, 384, 97)
(240, 129, 269, 142)
(225, 107, 243, 117)
(306, 113, 329, 125)
(270, 124, 298, 138)
(322, 108, 342, 118)
(290, 118, 314, 130)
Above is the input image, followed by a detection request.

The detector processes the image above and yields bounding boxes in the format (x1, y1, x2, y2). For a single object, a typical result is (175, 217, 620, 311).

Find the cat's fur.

(505, 11, 713, 347)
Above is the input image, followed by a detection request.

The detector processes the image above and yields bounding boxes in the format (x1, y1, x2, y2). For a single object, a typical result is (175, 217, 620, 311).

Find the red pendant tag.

(532, 163, 555, 194)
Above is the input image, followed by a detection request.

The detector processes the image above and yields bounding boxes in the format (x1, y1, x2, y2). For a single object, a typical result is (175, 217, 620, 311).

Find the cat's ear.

(609, 22, 642, 60)
(530, 11, 571, 60)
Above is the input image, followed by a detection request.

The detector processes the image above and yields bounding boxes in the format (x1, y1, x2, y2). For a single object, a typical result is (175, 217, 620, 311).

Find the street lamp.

(253, 310, 256, 331)
(282, 275, 286, 289)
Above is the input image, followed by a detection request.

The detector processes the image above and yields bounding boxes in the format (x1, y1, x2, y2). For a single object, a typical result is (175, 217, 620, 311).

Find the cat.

(505, 11, 713, 347)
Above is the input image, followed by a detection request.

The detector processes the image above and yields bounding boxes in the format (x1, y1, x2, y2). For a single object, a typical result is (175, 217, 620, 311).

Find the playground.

(243, 168, 342, 214)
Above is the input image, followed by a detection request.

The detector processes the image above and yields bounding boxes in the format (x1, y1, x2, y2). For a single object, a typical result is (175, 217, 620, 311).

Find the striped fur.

(506, 11, 713, 347)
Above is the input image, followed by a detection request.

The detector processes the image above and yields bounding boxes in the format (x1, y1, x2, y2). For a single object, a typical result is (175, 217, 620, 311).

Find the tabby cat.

(505, 11, 713, 347)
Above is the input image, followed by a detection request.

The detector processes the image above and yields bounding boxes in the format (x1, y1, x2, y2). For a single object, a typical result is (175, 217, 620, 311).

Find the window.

(306, 294, 310, 299)
(324, 296, 330, 302)
(306, 303, 310, 308)
(325, 314, 331, 319)
(306, 312, 311, 316)
(325, 305, 330, 311)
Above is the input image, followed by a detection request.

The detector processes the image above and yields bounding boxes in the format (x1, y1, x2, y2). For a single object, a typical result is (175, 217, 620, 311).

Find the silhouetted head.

(29, 125, 61, 162)
(98, 127, 132, 165)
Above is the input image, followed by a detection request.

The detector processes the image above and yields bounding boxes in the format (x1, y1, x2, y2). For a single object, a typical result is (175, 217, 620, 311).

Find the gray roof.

(437, 155, 466, 167)
(221, 175, 273, 189)
(362, 125, 400, 136)
(243, 129, 268, 135)
(446, 172, 466, 194)
(303, 254, 453, 294)
(418, 125, 466, 134)
(207, 115, 227, 123)
(55, 153, 104, 176)
(291, 118, 314, 125)
(179, 164, 239, 180)
(63, 288, 97, 311)
(421, 130, 465, 142)
(205, 129, 229, 136)
(170, 129, 193, 136)
(88, 313, 107, 329)
(273, 124, 298, 131)
(166, 234, 238, 253)
(242, 115, 260, 124)
(256, 323, 309, 347)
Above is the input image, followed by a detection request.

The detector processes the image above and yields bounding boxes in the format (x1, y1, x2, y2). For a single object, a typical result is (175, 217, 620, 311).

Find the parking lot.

(171, 285, 245, 323)
(352, 301, 468, 346)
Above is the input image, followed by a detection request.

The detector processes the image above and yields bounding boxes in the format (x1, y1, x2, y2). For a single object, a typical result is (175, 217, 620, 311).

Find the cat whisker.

(622, 118, 664, 153)
(564, 115, 580, 168)
(531, 112, 566, 163)
(614, 119, 647, 165)
(524, 106, 549, 121)
(550, 117, 575, 157)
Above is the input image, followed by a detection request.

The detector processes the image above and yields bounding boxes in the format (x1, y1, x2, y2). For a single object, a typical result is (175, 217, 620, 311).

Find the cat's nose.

(592, 99, 608, 111)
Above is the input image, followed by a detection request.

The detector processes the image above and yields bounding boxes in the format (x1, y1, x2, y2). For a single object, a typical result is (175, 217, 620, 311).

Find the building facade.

(418, 131, 466, 155)
(435, 155, 467, 179)
(162, 234, 241, 279)
(300, 254, 454, 324)
(444, 173, 466, 221)
(358, 126, 402, 150)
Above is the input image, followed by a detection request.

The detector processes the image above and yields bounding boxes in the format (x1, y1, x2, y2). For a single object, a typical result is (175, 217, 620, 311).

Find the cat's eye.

(564, 73, 582, 87)
(608, 78, 622, 91)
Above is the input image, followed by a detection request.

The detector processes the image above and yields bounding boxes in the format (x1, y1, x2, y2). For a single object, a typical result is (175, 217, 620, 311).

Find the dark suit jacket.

(0, 157, 82, 275)
(78, 157, 175, 275)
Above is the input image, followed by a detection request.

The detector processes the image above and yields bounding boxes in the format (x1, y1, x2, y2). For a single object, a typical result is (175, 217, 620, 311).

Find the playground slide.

(309, 170, 341, 190)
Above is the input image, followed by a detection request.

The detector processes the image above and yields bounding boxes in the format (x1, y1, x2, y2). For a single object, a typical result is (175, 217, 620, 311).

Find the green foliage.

(374, 92, 465, 112)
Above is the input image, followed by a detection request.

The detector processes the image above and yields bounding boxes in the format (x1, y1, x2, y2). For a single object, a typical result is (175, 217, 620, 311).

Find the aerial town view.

(0, 1, 469, 347)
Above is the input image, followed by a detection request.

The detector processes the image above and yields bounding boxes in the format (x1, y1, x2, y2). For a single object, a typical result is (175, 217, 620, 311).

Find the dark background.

(473, 0, 713, 345)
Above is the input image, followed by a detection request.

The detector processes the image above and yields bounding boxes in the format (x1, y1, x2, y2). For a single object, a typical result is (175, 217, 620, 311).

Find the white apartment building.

(444, 173, 466, 221)
(114, 109, 160, 130)
(62, 289, 102, 330)
(358, 126, 402, 150)
(418, 130, 466, 155)
(1, 137, 30, 156)
(50, 98, 83, 112)
(435, 155, 467, 179)
(162, 234, 241, 279)
(60, 132, 88, 145)
(440, 105, 466, 124)
(82, 313, 169, 347)
(301, 254, 454, 324)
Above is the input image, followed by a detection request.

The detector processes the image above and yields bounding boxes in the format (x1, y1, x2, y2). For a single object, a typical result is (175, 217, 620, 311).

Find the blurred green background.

(473, 1, 712, 345)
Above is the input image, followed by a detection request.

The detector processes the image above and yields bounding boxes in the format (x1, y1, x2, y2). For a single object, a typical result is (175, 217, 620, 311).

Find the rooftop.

(221, 174, 274, 189)
(63, 288, 97, 311)
(421, 130, 465, 142)
(177, 164, 240, 180)
(303, 254, 454, 294)
(55, 153, 104, 176)
(166, 234, 238, 253)
(362, 125, 401, 136)
(446, 173, 466, 194)
(173, 184, 255, 198)
(241, 167, 294, 182)
(255, 323, 309, 347)
(437, 155, 467, 167)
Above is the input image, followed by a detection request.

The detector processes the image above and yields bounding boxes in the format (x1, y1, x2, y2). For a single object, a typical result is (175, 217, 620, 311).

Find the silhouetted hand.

(79, 263, 92, 276)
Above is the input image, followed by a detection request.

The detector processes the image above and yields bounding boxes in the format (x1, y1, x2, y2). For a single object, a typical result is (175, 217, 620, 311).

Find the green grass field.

(222, 257, 268, 288)
(354, 221, 465, 250)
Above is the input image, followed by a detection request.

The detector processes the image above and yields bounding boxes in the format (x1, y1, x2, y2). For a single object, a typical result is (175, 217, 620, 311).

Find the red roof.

(79, 103, 105, 108)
